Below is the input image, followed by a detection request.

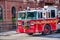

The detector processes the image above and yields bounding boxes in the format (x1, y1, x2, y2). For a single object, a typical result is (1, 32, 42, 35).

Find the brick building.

(0, 0, 60, 32)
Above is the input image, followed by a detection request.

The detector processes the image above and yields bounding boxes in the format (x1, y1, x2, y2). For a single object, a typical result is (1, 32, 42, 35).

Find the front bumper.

(56, 24, 60, 30)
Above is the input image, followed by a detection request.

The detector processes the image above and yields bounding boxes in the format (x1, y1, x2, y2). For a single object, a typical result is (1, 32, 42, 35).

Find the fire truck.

(16, 6, 60, 35)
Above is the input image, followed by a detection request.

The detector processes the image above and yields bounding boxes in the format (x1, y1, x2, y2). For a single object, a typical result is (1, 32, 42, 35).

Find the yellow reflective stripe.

(31, 20, 57, 24)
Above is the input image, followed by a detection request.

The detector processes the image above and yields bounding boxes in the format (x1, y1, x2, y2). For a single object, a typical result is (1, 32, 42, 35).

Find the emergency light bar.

(44, 6, 57, 8)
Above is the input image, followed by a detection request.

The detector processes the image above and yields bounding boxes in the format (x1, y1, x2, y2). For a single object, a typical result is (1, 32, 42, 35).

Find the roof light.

(44, 6, 48, 8)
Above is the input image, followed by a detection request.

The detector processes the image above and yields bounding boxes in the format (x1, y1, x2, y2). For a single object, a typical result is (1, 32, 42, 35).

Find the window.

(59, 0, 60, 3)
(58, 10, 60, 17)
(34, 0, 37, 2)
(27, 0, 34, 1)
(0, 6, 3, 20)
(20, 6, 22, 11)
(54, 0, 59, 4)
(12, 7, 16, 18)
(46, 12, 50, 18)
(51, 10, 55, 18)
(40, 0, 43, 1)
(18, 12, 26, 20)
(11, 7, 16, 21)
(38, 12, 42, 18)
(27, 11, 37, 19)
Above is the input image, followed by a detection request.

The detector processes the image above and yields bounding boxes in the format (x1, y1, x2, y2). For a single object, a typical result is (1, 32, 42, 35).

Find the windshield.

(58, 11, 60, 17)
(27, 11, 37, 19)
(18, 12, 26, 20)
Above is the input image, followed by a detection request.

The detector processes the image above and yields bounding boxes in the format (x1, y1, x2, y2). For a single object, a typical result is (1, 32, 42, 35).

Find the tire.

(27, 33, 33, 35)
(42, 25, 51, 35)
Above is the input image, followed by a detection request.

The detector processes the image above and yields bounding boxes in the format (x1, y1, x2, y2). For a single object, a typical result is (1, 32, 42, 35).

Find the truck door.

(56, 10, 60, 30)
(37, 11, 43, 32)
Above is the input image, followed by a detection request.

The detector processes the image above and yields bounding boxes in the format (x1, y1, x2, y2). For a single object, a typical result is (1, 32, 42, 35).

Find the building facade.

(0, 0, 60, 32)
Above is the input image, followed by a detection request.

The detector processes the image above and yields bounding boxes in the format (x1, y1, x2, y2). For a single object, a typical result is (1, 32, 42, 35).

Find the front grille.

(22, 21, 30, 26)
(27, 21, 30, 26)
(22, 21, 30, 30)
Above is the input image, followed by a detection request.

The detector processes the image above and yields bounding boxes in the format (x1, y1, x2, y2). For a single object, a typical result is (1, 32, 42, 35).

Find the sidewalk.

(0, 31, 18, 36)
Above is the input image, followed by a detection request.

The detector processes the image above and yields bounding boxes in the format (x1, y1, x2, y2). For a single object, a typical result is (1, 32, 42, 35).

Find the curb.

(0, 31, 19, 36)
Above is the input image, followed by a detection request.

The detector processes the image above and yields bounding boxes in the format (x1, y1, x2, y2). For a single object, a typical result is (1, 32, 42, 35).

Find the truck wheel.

(27, 33, 33, 35)
(42, 25, 51, 35)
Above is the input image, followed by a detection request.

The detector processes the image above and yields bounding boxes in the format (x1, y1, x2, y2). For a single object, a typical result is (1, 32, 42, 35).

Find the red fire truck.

(16, 6, 60, 35)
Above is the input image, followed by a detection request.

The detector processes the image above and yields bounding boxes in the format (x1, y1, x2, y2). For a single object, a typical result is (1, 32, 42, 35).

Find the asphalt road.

(0, 33, 60, 40)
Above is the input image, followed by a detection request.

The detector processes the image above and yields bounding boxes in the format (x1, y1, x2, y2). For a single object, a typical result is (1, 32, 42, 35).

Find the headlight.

(57, 21, 60, 24)
(31, 22, 35, 25)
(18, 22, 21, 25)
(58, 22, 60, 24)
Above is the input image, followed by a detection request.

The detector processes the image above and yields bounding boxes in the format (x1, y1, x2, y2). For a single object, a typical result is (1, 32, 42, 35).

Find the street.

(0, 33, 60, 40)
(0, 0, 60, 40)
